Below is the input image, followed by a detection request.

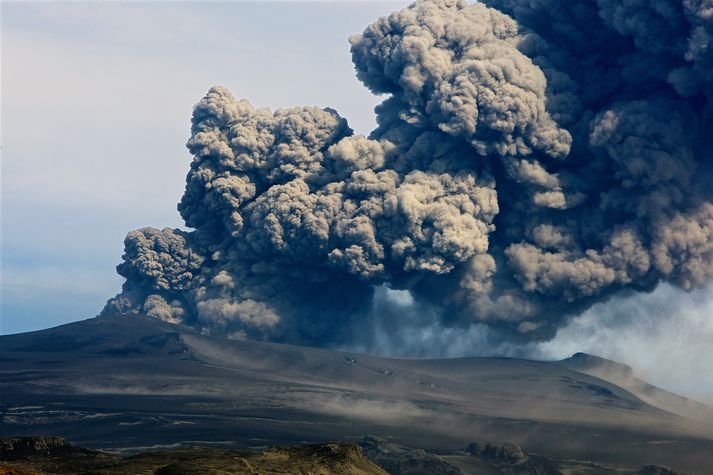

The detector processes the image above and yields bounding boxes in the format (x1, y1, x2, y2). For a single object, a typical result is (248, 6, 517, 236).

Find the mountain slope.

(1, 315, 712, 473)
(559, 352, 713, 434)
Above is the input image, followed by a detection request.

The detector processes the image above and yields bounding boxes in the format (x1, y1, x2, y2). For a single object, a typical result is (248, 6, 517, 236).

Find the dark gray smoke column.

(103, 0, 713, 346)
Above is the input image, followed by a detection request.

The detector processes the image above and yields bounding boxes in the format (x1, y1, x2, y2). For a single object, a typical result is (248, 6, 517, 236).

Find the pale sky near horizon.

(1, 0, 409, 334)
(2, 1, 712, 403)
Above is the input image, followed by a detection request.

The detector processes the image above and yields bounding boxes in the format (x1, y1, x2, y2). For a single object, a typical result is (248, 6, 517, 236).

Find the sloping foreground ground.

(1, 315, 712, 473)
(558, 352, 713, 432)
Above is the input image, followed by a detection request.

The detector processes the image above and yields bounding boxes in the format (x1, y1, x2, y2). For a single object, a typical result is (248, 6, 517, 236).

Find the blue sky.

(1, 1, 409, 334)
(2, 1, 712, 403)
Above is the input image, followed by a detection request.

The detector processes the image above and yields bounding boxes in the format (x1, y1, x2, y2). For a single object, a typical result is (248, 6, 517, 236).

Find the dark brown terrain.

(1, 315, 712, 474)
(0, 436, 387, 474)
(0, 436, 690, 475)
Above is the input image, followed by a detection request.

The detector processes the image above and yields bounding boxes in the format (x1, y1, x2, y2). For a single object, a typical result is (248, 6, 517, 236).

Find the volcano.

(1, 315, 712, 473)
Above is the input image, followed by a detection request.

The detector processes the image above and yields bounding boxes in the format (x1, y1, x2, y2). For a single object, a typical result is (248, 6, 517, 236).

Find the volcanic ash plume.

(102, 0, 713, 346)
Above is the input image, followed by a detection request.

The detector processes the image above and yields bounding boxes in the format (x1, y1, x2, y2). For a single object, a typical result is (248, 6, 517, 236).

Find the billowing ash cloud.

(102, 0, 713, 346)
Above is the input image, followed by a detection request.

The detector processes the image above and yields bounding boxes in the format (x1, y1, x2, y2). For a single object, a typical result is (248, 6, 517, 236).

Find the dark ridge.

(0, 437, 99, 461)
(358, 436, 462, 475)
(467, 440, 527, 464)
(0, 438, 385, 475)
(558, 352, 634, 377)
(637, 464, 688, 475)
(0, 314, 194, 354)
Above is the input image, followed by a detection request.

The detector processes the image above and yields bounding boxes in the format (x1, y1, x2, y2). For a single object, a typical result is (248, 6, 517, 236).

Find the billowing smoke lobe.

(102, 0, 713, 348)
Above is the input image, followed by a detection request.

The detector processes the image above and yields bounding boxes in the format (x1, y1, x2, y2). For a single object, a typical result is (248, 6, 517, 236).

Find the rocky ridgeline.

(0, 438, 385, 475)
(0, 437, 693, 474)
(464, 440, 690, 475)
(359, 436, 461, 474)
(637, 465, 687, 475)
(0, 437, 97, 461)
(467, 440, 528, 464)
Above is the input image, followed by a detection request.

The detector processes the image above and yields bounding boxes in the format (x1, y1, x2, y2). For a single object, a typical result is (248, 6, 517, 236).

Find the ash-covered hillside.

(1, 315, 712, 473)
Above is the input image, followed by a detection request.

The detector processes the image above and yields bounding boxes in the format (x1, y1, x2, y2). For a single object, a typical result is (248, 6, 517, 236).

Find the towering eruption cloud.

(103, 0, 713, 346)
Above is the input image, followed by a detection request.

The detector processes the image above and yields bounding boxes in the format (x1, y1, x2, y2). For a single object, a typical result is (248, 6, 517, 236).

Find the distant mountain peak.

(559, 352, 634, 377)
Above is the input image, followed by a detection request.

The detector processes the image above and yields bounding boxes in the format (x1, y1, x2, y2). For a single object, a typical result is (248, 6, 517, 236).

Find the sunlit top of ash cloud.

(102, 0, 713, 347)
